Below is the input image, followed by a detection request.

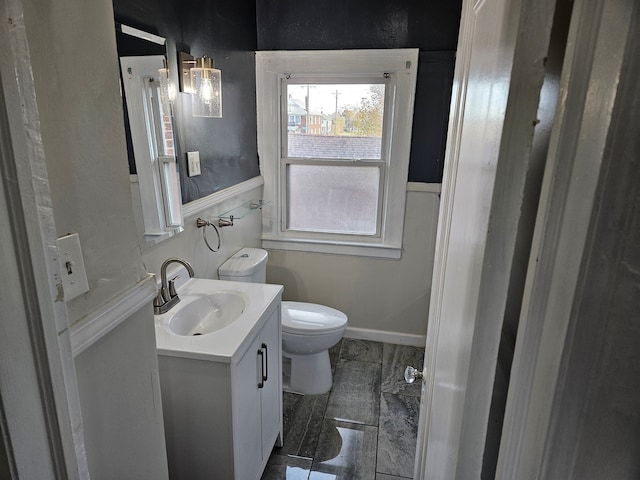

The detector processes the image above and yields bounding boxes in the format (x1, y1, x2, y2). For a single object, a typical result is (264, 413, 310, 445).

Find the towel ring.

(196, 218, 221, 252)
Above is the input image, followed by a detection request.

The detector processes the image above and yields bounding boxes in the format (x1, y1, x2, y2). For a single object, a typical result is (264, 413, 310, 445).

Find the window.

(120, 55, 183, 241)
(256, 50, 419, 258)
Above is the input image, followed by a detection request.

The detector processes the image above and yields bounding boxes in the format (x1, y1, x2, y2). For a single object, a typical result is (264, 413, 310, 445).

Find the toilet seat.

(281, 301, 347, 336)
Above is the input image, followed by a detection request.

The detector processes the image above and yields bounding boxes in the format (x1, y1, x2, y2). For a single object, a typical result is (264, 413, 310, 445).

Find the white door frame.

(496, 0, 635, 477)
(416, 0, 635, 478)
(412, 1, 474, 474)
(0, 0, 88, 477)
(414, 0, 559, 477)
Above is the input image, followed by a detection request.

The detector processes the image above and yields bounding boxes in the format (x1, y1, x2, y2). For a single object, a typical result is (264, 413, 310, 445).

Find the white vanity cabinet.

(157, 299, 282, 480)
(234, 306, 282, 479)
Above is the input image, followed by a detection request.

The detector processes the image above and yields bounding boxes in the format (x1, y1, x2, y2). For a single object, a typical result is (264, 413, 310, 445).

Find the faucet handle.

(153, 291, 165, 308)
(168, 275, 179, 298)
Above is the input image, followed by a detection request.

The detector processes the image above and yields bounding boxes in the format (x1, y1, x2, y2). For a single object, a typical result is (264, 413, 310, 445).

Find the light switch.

(187, 151, 201, 177)
(56, 233, 90, 301)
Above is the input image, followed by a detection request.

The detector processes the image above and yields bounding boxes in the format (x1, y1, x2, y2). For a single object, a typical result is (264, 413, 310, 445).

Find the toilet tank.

(218, 248, 268, 283)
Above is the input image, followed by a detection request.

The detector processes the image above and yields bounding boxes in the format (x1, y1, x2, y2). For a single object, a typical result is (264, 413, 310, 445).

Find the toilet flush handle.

(404, 366, 424, 384)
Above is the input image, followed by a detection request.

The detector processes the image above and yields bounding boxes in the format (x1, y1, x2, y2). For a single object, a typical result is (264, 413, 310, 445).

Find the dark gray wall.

(113, 0, 463, 201)
(113, 0, 260, 203)
(256, 0, 463, 183)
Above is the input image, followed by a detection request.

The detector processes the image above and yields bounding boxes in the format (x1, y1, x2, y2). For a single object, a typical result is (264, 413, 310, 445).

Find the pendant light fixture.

(178, 52, 222, 118)
(191, 57, 222, 118)
(158, 58, 176, 116)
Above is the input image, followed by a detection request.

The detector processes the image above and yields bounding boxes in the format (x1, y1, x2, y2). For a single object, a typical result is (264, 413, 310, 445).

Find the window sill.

(261, 237, 402, 259)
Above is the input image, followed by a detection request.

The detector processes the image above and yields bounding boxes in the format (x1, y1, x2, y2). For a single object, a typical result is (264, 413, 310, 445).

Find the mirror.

(115, 23, 183, 248)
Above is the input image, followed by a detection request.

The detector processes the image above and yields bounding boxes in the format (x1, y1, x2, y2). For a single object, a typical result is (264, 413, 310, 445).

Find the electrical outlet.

(56, 233, 90, 301)
(187, 151, 201, 177)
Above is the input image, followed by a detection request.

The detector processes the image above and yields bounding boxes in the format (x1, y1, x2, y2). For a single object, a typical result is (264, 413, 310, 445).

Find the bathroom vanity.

(154, 278, 283, 480)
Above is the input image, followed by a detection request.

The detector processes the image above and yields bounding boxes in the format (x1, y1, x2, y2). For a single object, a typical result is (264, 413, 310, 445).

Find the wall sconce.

(179, 52, 222, 118)
(158, 59, 176, 116)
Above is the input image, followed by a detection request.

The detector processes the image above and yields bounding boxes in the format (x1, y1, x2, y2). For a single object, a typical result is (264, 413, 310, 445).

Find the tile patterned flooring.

(261, 339, 424, 480)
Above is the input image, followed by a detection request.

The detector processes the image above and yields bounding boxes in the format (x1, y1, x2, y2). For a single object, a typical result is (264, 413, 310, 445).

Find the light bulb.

(168, 82, 177, 103)
(191, 57, 222, 118)
(158, 65, 174, 116)
(201, 78, 213, 104)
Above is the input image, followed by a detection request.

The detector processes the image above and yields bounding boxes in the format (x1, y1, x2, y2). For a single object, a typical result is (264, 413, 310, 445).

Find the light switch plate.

(187, 151, 201, 177)
(56, 233, 90, 301)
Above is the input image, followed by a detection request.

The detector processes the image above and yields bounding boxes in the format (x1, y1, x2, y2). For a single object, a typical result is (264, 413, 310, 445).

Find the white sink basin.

(167, 292, 246, 336)
(154, 277, 283, 363)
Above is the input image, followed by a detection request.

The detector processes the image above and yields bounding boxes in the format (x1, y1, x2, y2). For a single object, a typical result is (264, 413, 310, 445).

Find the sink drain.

(193, 333, 202, 336)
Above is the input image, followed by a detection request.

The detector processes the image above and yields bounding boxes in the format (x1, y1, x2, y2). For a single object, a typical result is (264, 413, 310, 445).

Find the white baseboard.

(344, 326, 426, 347)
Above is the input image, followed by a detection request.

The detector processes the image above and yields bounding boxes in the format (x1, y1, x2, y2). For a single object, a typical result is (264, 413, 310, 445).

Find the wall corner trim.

(70, 274, 157, 356)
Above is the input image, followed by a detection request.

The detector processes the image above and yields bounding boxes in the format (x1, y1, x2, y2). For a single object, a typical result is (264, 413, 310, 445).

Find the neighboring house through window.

(256, 49, 418, 258)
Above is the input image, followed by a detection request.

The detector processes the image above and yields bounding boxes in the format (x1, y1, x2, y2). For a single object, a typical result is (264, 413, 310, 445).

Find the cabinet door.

(234, 334, 263, 480)
(259, 309, 282, 457)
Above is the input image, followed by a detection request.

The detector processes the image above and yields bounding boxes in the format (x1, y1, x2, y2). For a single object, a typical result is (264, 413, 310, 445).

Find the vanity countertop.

(154, 277, 282, 363)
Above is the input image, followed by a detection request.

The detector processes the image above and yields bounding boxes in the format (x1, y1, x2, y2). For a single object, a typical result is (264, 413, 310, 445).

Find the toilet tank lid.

(218, 248, 268, 276)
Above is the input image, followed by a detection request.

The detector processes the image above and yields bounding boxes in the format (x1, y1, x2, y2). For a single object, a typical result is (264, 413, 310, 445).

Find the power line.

(332, 90, 341, 134)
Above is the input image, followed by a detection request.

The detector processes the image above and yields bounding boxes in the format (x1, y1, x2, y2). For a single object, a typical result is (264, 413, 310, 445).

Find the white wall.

(74, 304, 168, 480)
(16, 0, 169, 477)
(145, 180, 432, 346)
(142, 182, 265, 282)
(21, 0, 147, 326)
(266, 183, 440, 345)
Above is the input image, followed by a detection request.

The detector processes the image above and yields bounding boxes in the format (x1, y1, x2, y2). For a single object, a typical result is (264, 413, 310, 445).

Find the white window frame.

(120, 56, 183, 242)
(282, 74, 388, 240)
(256, 49, 419, 259)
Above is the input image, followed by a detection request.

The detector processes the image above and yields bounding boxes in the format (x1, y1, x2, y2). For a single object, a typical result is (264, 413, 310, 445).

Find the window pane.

(287, 164, 379, 235)
(286, 84, 385, 159)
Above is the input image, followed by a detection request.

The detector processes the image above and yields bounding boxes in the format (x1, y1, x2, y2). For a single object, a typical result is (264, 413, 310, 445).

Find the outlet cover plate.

(56, 233, 90, 301)
(187, 151, 201, 177)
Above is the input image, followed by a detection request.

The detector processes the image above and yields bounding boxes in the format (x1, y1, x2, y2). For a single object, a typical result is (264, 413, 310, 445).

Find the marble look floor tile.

(261, 454, 312, 480)
(376, 474, 412, 480)
(324, 361, 381, 425)
(340, 338, 384, 363)
(381, 343, 425, 396)
(376, 393, 420, 478)
(276, 392, 329, 458)
(309, 419, 378, 480)
(329, 339, 343, 374)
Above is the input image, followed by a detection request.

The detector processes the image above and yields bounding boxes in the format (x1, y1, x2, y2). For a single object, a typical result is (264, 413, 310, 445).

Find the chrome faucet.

(153, 257, 195, 314)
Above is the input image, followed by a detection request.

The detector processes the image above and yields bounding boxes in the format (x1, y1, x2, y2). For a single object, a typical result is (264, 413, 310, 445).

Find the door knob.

(404, 366, 423, 384)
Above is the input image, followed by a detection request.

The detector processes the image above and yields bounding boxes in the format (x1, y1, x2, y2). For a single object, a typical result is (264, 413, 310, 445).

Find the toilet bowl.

(218, 248, 348, 394)
(281, 301, 347, 394)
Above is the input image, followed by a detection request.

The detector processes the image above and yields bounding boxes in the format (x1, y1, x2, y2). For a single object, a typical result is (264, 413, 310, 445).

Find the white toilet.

(218, 248, 347, 395)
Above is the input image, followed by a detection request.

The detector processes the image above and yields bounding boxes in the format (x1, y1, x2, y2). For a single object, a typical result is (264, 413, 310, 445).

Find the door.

(413, 0, 559, 477)
(234, 309, 282, 480)
(259, 309, 282, 455)
(235, 334, 264, 480)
